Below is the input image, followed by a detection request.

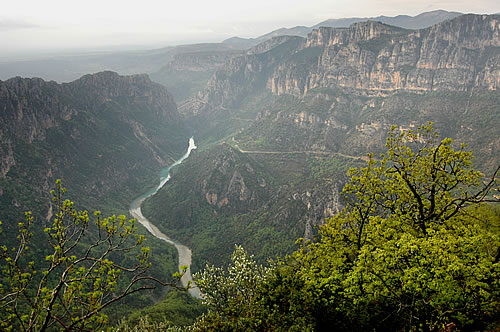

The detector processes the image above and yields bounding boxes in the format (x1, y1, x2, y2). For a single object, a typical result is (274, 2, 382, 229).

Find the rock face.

(223, 10, 463, 48)
(181, 14, 499, 169)
(184, 14, 499, 119)
(142, 143, 345, 267)
(180, 36, 304, 119)
(67, 71, 178, 118)
(145, 14, 500, 267)
(272, 15, 500, 95)
(0, 72, 178, 147)
(196, 145, 270, 212)
(0, 71, 186, 231)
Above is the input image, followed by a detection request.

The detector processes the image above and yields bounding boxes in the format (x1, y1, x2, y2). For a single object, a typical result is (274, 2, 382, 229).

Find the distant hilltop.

(223, 9, 463, 48)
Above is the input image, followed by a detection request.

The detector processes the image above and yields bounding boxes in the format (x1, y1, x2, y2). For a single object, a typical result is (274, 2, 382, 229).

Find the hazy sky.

(1, 0, 499, 56)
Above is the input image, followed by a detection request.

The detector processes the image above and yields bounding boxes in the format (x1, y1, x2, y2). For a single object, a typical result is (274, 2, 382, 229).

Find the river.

(129, 137, 201, 298)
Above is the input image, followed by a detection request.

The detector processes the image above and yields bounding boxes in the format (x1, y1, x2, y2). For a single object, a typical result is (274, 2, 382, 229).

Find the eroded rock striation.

(273, 15, 500, 95)
(183, 14, 500, 119)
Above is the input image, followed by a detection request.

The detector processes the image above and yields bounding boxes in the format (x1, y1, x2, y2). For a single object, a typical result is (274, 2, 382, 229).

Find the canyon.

(0, 12, 498, 327)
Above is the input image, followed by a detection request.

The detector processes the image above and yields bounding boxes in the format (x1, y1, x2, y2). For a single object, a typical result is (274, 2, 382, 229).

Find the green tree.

(185, 124, 499, 331)
(190, 245, 317, 331)
(295, 123, 499, 330)
(117, 290, 206, 330)
(191, 245, 273, 330)
(0, 180, 180, 331)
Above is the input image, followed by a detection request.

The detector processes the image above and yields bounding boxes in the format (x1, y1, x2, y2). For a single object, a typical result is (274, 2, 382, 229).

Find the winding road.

(129, 138, 201, 298)
(233, 140, 366, 160)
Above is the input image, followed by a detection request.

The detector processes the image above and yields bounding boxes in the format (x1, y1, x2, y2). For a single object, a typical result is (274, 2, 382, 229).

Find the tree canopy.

(190, 124, 499, 331)
(0, 180, 180, 331)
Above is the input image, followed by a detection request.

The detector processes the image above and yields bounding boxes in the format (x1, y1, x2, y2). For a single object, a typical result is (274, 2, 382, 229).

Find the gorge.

(142, 13, 500, 269)
(129, 137, 201, 298)
(0, 10, 498, 330)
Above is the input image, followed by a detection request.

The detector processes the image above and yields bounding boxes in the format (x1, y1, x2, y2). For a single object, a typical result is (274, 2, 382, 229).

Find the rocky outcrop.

(0, 139, 15, 177)
(303, 21, 405, 48)
(246, 35, 300, 55)
(183, 14, 500, 120)
(0, 72, 180, 150)
(196, 144, 270, 212)
(287, 183, 343, 240)
(0, 71, 185, 229)
(66, 71, 179, 121)
(0, 77, 68, 143)
(271, 15, 500, 96)
(179, 37, 304, 118)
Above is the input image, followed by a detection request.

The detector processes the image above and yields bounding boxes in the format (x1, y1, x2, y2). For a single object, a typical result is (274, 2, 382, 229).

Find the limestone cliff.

(180, 14, 499, 170)
(179, 36, 304, 118)
(145, 14, 500, 268)
(184, 14, 499, 119)
(0, 72, 178, 148)
(271, 15, 500, 96)
(67, 71, 178, 120)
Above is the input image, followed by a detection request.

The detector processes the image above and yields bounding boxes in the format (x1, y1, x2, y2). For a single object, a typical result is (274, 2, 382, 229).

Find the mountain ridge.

(0, 71, 187, 229)
(223, 10, 464, 48)
(149, 14, 500, 268)
(185, 14, 500, 121)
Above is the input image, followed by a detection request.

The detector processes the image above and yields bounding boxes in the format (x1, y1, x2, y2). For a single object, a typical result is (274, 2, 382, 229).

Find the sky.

(1, 0, 499, 57)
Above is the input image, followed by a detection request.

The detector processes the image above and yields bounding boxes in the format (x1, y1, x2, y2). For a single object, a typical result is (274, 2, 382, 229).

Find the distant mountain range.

(0, 10, 463, 88)
(223, 10, 463, 47)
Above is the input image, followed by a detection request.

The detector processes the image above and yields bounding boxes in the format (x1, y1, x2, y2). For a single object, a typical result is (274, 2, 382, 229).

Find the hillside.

(0, 71, 189, 224)
(143, 14, 500, 268)
(150, 47, 242, 102)
(0, 71, 191, 321)
(142, 143, 348, 269)
(182, 14, 500, 169)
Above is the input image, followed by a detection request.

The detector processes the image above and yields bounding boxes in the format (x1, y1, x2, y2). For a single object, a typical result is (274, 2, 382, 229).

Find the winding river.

(129, 138, 201, 298)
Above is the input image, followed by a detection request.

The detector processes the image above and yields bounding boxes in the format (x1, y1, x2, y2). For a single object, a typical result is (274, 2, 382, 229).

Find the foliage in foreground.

(0, 180, 180, 331)
(117, 290, 206, 330)
(190, 124, 500, 331)
(191, 245, 274, 330)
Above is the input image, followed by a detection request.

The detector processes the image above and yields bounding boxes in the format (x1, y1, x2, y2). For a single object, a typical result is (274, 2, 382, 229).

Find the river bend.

(129, 138, 201, 298)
